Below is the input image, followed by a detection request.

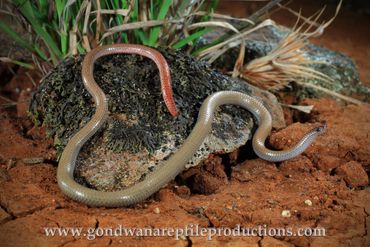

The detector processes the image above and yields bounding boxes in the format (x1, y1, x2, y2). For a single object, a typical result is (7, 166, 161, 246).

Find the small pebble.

(6, 158, 16, 169)
(154, 207, 160, 214)
(281, 210, 291, 218)
(304, 199, 313, 206)
(267, 199, 278, 205)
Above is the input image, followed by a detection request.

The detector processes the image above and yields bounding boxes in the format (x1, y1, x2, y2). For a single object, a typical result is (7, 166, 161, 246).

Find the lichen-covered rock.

(30, 49, 284, 191)
(211, 25, 369, 101)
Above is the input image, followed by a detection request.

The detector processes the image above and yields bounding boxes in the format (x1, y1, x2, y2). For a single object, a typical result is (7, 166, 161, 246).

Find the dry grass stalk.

(198, 19, 274, 61)
(232, 43, 245, 78)
(240, 28, 334, 91)
(239, 3, 335, 89)
(280, 103, 314, 114)
(193, 11, 255, 25)
(94, 0, 102, 43)
(69, 0, 89, 56)
(187, 21, 240, 33)
(82, 0, 92, 52)
(101, 20, 169, 41)
(237, 1, 365, 105)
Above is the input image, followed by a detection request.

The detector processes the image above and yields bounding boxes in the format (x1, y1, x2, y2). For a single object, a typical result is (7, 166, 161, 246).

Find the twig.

(25, 71, 36, 87)
(280, 103, 314, 113)
(82, 0, 92, 51)
(95, 0, 101, 43)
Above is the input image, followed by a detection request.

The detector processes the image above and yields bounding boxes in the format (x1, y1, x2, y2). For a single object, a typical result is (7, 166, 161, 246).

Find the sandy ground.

(0, 1, 369, 246)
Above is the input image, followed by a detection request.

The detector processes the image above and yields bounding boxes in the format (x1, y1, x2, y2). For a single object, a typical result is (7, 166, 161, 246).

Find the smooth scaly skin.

(57, 45, 326, 207)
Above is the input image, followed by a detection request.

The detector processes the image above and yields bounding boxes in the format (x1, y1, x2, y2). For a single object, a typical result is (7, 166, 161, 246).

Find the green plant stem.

(148, 0, 172, 47)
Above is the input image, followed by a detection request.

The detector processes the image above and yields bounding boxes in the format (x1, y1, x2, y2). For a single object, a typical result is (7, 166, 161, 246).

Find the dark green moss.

(30, 48, 252, 156)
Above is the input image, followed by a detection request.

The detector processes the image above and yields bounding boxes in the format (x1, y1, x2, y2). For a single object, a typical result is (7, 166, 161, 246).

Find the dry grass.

(238, 2, 339, 90)
(239, 27, 334, 91)
(233, 0, 365, 105)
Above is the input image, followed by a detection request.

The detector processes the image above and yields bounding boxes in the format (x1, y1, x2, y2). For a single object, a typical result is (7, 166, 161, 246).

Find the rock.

(191, 173, 223, 195)
(180, 156, 228, 195)
(174, 185, 191, 199)
(30, 49, 284, 191)
(335, 161, 369, 187)
(211, 25, 369, 101)
(241, 79, 286, 129)
(315, 154, 342, 173)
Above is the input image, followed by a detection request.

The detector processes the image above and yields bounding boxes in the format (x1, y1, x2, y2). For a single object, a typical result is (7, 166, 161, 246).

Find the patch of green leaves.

(0, 0, 230, 70)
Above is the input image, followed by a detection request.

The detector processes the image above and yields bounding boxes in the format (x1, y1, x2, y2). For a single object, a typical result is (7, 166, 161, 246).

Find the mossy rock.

(211, 25, 369, 102)
(30, 48, 284, 191)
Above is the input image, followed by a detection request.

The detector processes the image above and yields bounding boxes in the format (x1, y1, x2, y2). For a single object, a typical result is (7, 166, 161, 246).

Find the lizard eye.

(314, 124, 327, 133)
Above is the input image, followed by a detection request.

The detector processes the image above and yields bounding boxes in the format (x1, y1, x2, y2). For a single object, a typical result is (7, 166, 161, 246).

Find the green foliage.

(1, 0, 220, 69)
